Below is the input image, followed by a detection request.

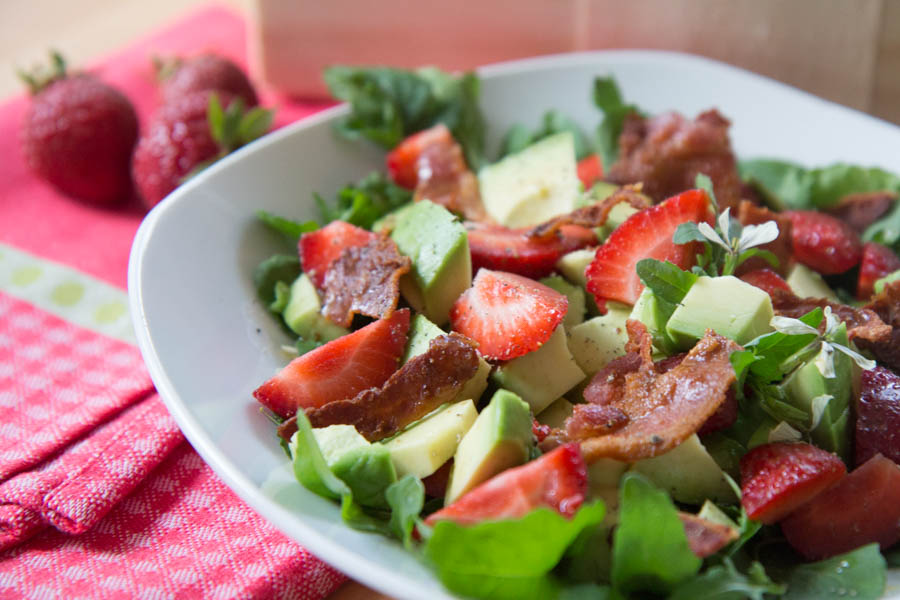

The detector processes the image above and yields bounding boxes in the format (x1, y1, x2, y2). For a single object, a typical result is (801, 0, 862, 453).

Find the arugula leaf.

(593, 77, 641, 170)
(670, 559, 785, 600)
(557, 583, 616, 599)
(315, 171, 413, 230)
(499, 110, 592, 160)
(423, 502, 606, 600)
(324, 66, 486, 168)
(611, 472, 701, 594)
(635, 258, 698, 311)
(386, 475, 425, 549)
(557, 524, 612, 584)
(256, 210, 318, 239)
(864, 199, 900, 249)
(252, 254, 301, 306)
(780, 544, 886, 600)
(732, 308, 824, 384)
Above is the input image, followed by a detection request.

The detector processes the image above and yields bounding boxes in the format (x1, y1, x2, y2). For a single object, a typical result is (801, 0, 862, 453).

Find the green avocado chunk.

(282, 273, 348, 342)
(568, 303, 631, 379)
(445, 389, 534, 505)
(786, 263, 840, 301)
(874, 269, 900, 295)
(391, 200, 471, 326)
(491, 325, 586, 415)
(540, 275, 586, 330)
(665, 275, 774, 348)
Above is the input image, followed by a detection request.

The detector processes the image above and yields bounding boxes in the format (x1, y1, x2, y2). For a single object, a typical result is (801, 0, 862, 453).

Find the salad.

(250, 65, 900, 599)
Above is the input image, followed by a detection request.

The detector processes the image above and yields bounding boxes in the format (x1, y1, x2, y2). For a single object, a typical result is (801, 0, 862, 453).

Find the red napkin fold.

(0, 4, 344, 598)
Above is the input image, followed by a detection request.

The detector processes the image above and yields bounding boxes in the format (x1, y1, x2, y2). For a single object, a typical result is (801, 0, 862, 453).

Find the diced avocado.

(445, 389, 533, 504)
(540, 275, 586, 329)
(311, 425, 396, 508)
(402, 313, 491, 404)
(557, 248, 594, 288)
(536, 398, 573, 429)
(629, 287, 676, 354)
(492, 326, 586, 414)
(875, 269, 900, 295)
(630, 434, 736, 505)
(597, 202, 641, 241)
(786, 263, 840, 302)
(697, 500, 739, 532)
(383, 400, 478, 479)
(282, 273, 348, 342)
(587, 459, 628, 527)
(371, 201, 416, 234)
(479, 132, 580, 228)
(568, 304, 631, 379)
(782, 322, 855, 461)
(581, 181, 620, 206)
(666, 276, 774, 348)
(391, 201, 471, 326)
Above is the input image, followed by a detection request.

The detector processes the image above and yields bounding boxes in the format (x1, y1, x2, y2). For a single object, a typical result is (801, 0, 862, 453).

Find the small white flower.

(832, 342, 877, 371)
(768, 421, 803, 443)
(809, 394, 833, 430)
(737, 221, 780, 254)
(698, 221, 731, 251)
(718, 207, 733, 245)
(770, 315, 820, 336)
(815, 342, 837, 378)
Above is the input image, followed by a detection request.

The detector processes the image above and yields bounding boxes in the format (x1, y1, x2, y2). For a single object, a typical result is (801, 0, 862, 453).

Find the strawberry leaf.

(239, 107, 274, 144)
(207, 94, 226, 144)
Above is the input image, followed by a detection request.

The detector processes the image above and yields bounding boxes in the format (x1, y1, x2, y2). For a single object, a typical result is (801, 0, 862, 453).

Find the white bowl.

(128, 50, 900, 599)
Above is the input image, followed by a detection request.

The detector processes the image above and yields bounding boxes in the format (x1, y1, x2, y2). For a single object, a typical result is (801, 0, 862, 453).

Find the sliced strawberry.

(857, 242, 900, 300)
(739, 441, 846, 525)
(855, 366, 900, 467)
(466, 222, 596, 279)
(576, 154, 604, 189)
(253, 308, 410, 418)
(298, 221, 376, 288)
(785, 210, 862, 275)
(386, 124, 455, 190)
(532, 418, 552, 443)
(424, 443, 587, 526)
(781, 454, 900, 560)
(585, 189, 711, 306)
(738, 268, 793, 299)
(449, 269, 568, 361)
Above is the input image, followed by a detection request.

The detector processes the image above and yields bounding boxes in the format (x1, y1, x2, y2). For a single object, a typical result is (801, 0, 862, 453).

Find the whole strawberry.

(132, 91, 272, 208)
(158, 54, 258, 107)
(20, 52, 138, 205)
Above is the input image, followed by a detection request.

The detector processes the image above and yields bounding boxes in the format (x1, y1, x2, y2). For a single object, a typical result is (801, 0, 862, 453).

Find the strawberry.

(781, 454, 900, 560)
(738, 268, 793, 299)
(857, 242, 900, 300)
(386, 125, 455, 189)
(298, 221, 377, 289)
(424, 443, 587, 526)
(253, 308, 410, 418)
(585, 189, 711, 306)
(449, 269, 568, 361)
(739, 441, 846, 525)
(785, 210, 862, 275)
(576, 153, 604, 189)
(466, 222, 596, 278)
(20, 52, 138, 206)
(132, 91, 273, 208)
(855, 366, 900, 467)
(158, 53, 258, 107)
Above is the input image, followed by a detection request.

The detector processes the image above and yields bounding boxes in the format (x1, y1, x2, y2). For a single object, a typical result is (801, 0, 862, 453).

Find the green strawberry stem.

(17, 50, 67, 95)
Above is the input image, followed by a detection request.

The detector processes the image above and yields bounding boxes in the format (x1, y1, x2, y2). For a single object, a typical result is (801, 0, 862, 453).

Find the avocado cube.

(492, 325, 586, 415)
(568, 305, 631, 379)
(666, 276, 774, 347)
(282, 273, 348, 342)
(478, 132, 580, 228)
(402, 314, 491, 404)
(875, 270, 900, 295)
(786, 263, 840, 302)
(391, 201, 471, 326)
(445, 389, 533, 504)
(383, 400, 478, 479)
(556, 248, 594, 288)
(540, 275, 586, 330)
(311, 425, 397, 508)
(536, 398, 573, 429)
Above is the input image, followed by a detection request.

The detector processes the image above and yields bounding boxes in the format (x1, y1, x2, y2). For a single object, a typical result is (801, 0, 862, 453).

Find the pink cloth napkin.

(0, 4, 345, 598)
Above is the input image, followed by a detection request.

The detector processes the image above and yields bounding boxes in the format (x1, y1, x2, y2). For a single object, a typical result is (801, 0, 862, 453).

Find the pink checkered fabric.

(0, 293, 153, 481)
(0, 443, 345, 599)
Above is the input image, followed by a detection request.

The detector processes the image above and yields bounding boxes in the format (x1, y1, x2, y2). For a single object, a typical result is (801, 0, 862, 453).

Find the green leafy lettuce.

(324, 66, 485, 169)
(499, 110, 593, 160)
(593, 77, 642, 170)
(315, 171, 413, 230)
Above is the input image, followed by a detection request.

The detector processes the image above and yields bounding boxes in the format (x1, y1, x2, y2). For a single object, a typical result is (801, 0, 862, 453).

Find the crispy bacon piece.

(321, 236, 411, 328)
(546, 321, 740, 462)
(770, 289, 892, 346)
(679, 512, 739, 558)
(607, 110, 743, 211)
(857, 281, 900, 371)
(413, 125, 491, 222)
(826, 191, 896, 234)
(305, 333, 479, 441)
(736, 200, 793, 276)
(528, 187, 650, 241)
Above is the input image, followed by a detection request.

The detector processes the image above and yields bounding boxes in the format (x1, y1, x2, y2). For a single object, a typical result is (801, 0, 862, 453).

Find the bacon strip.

(770, 289, 892, 346)
(321, 236, 411, 328)
(857, 281, 900, 371)
(680, 512, 739, 558)
(545, 321, 740, 462)
(825, 191, 896, 234)
(305, 333, 479, 441)
(528, 187, 650, 241)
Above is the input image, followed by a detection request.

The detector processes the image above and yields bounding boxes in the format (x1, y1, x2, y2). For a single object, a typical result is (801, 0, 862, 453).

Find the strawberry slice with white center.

(586, 188, 711, 306)
(253, 308, 410, 418)
(299, 221, 376, 289)
(449, 269, 567, 361)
